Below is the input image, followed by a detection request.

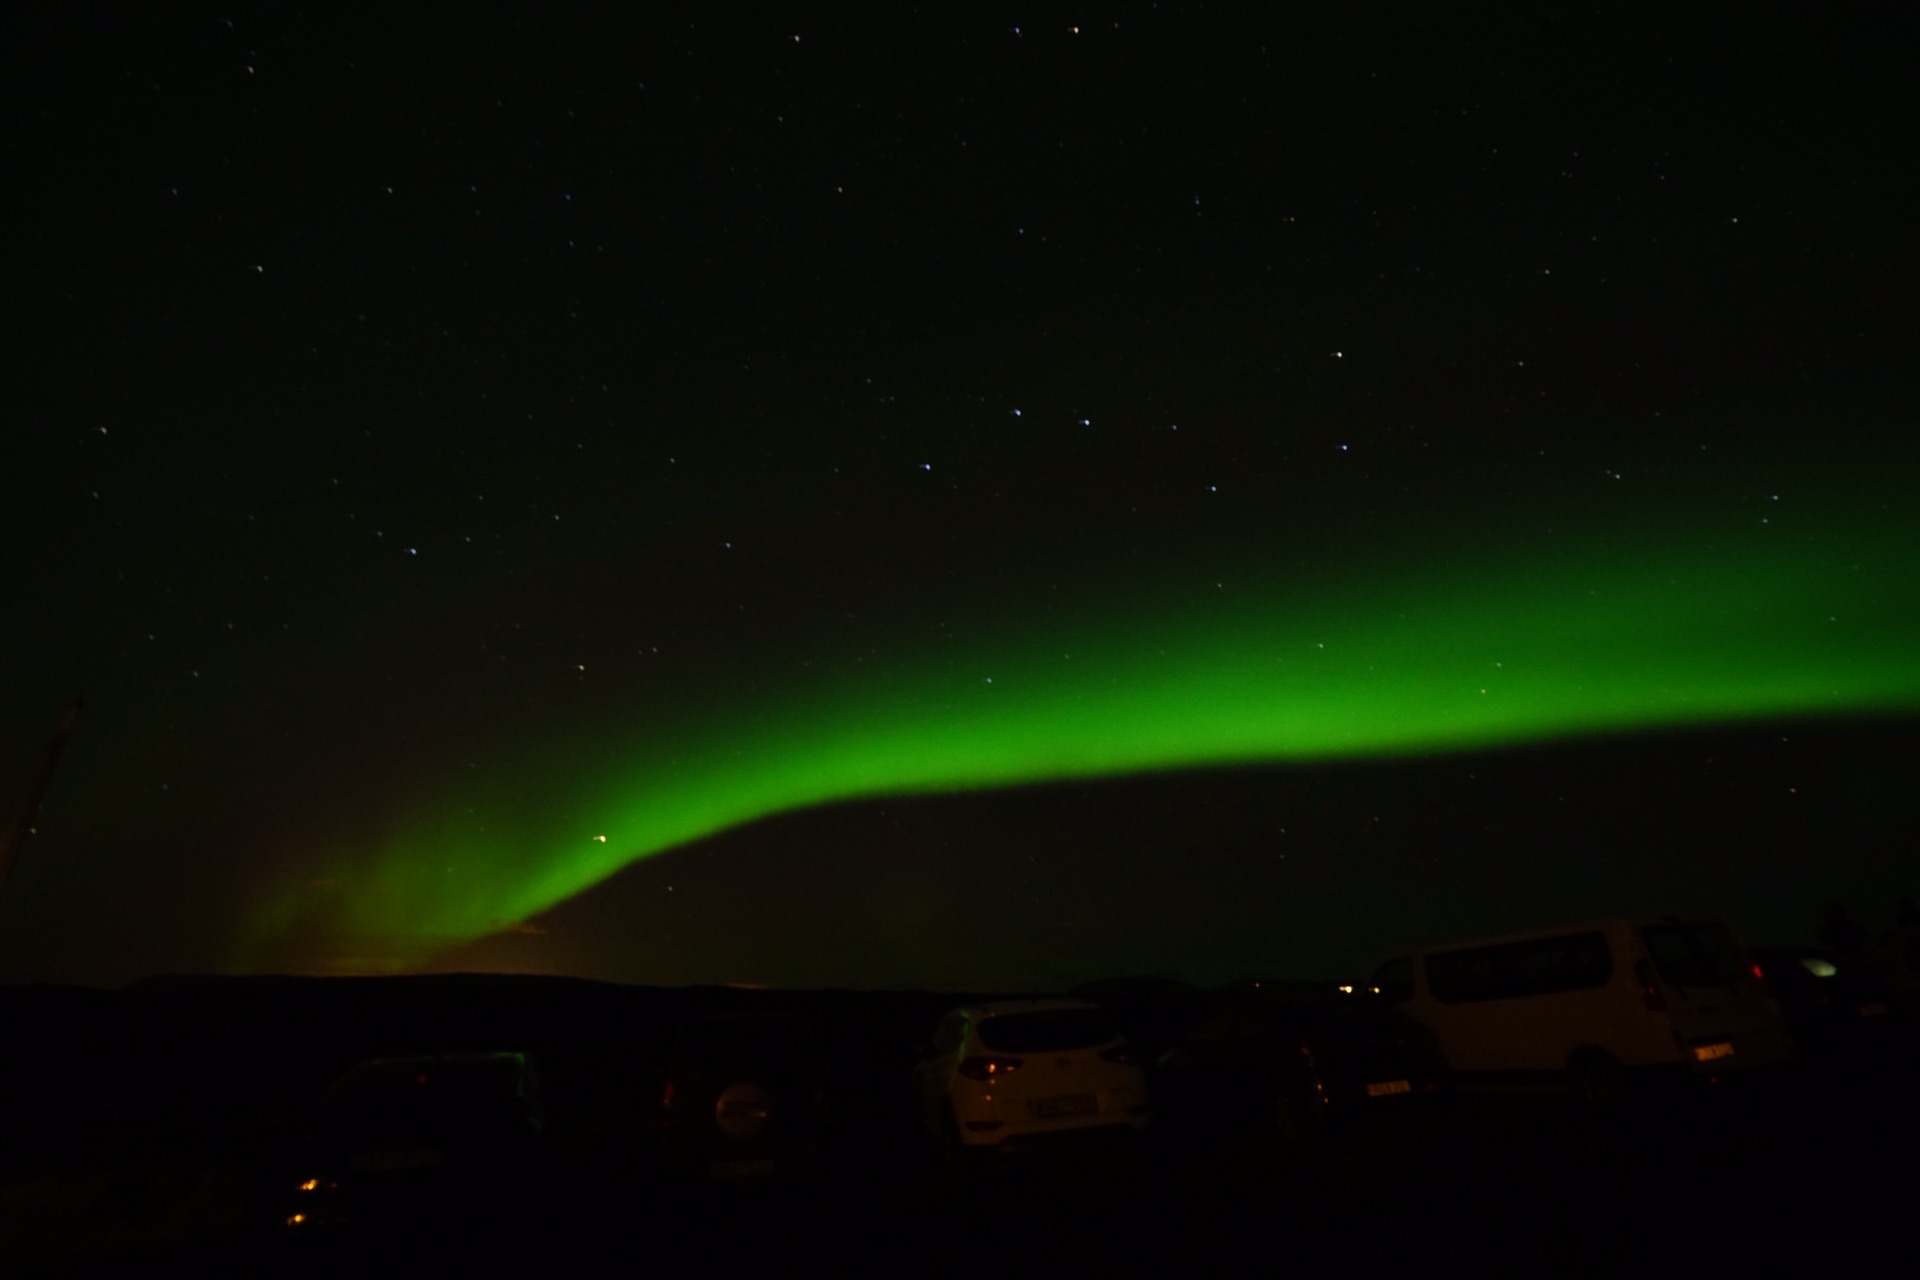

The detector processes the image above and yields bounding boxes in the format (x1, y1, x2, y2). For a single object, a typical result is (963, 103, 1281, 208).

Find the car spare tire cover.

(714, 1081, 774, 1139)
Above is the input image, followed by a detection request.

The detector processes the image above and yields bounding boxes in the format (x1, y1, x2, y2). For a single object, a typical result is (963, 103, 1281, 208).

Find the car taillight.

(661, 1080, 675, 1110)
(1750, 961, 1765, 982)
(1099, 1044, 1138, 1066)
(1635, 958, 1667, 1012)
(956, 1056, 1024, 1081)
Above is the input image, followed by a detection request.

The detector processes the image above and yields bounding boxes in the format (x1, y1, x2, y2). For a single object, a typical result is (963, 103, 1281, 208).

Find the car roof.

(1390, 914, 1737, 958)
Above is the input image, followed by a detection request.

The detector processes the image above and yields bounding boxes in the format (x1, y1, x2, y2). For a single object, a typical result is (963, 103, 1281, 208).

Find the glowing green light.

(241, 511, 1920, 971)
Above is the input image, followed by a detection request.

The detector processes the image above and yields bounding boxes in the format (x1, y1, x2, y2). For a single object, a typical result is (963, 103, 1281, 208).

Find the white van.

(1365, 916, 1793, 1103)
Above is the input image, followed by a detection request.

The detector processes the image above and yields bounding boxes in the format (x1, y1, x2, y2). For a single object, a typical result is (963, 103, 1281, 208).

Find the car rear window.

(976, 1009, 1120, 1053)
(1640, 922, 1748, 987)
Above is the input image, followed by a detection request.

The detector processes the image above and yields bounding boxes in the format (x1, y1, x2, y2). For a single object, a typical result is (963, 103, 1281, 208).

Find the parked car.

(1152, 992, 1449, 1149)
(915, 999, 1151, 1153)
(265, 1050, 548, 1237)
(1749, 945, 1895, 1052)
(657, 1012, 832, 1184)
(1367, 915, 1793, 1105)
(1067, 975, 1214, 1063)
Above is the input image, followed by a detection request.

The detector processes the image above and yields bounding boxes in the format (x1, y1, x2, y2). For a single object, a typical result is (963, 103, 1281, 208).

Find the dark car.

(263, 1051, 548, 1240)
(657, 1013, 832, 1184)
(1750, 945, 1896, 1054)
(1152, 993, 1449, 1151)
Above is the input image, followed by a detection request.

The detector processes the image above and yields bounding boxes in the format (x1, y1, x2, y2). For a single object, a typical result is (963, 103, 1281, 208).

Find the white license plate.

(1365, 1079, 1411, 1097)
(1693, 1042, 1735, 1062)
(350, 1147, 442, 1172)
(1031, 1094, 1098, 1118)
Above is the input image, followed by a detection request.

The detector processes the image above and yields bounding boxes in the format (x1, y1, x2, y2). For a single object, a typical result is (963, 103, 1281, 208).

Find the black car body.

(657, 1013, 832, 1184)
(1152, 994, 1449, 1149)
(265, 1050, 547, 1238)
(1750, 946, 1896, 1054)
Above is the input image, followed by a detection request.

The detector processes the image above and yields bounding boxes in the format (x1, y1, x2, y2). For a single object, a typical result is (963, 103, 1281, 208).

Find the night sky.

(4, 3, 1915, 990)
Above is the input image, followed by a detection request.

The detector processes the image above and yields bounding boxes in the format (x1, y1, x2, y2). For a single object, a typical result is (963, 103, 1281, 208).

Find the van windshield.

(1640, 922, 1748, 988)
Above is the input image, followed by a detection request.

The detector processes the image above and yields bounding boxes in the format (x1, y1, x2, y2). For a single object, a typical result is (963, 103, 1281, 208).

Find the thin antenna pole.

(0, 699, 84, 900)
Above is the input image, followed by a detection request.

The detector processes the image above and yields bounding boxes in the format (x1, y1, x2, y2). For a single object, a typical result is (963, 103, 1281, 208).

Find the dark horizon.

(8, 714, 1913, 991)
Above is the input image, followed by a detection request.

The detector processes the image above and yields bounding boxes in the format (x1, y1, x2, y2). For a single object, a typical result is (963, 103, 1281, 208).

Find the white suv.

(915, 999, 1152, 1150)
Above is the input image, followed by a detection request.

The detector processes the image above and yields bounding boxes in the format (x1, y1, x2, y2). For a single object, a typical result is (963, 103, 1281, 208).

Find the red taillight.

(1099, 1044, 1138, 1065)
(1750, 961, 1765, 982)
(957, 1056, 1024, 1082)
(661, 1080, 675, 1110)
(1635, 958, 1667, 1012)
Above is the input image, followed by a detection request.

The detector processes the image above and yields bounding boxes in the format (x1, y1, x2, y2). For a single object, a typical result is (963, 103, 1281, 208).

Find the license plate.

(350, 1147, 442, 1172)
(1693, 1042, 1735, 1062)
(1365, 1079, 1411, 1097)
(1031, 1094, 1098, 1118)
(1859, 1003, 1889, 1018)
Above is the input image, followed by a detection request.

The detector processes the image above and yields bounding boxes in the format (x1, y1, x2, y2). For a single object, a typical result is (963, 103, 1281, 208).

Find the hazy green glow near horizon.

(244, 519, 1920, 972)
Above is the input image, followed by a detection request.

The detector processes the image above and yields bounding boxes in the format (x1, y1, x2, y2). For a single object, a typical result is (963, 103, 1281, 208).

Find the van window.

(1640, 921, 1747, 987)
(1425, 931, 1613, 1004)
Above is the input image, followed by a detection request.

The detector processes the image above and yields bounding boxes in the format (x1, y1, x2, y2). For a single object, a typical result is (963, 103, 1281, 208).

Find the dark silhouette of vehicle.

(1749, 945, 1895, 1052)
(1067, 975, 1213, 1063)
(1151, 992, 1449, 1150)
(656, 1013, 832, 1184)
(261, 1050, 548, 1239)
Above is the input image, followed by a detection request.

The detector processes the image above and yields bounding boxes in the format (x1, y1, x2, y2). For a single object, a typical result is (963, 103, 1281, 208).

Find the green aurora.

(242, 509, 1920, 972)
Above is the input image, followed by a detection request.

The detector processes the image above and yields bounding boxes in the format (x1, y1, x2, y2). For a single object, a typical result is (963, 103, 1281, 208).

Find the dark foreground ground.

(3, 976, 1914, 1276)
